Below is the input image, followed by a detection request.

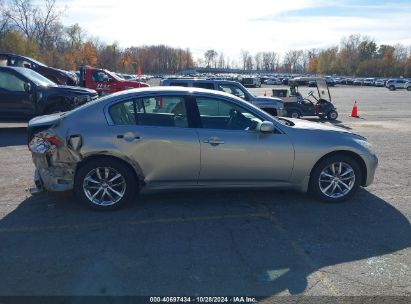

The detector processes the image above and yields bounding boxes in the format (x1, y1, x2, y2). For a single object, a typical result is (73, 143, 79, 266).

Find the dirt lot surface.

(0, 85, 410, 298)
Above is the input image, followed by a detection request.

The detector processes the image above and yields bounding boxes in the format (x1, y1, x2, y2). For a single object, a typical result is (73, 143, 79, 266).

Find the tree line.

(1, 0, 410, 77)
(202, 35, 411, 77)
(0, 0, 194, 73)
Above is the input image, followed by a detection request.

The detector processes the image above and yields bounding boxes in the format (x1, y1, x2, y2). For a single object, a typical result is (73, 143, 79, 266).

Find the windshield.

(105, 70, 124, 81)
(18, 68, 56, 86)
(21, 56, 46, 67)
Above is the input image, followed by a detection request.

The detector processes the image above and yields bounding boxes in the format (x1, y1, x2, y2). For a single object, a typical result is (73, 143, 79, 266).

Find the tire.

(389, 85, 395, 91)
(327, 110, 338, 120)
(289, 110, 301, 119)
(407, 87, 411, 91)
(309, 155, 361, 203)
(74, 157, 137, 210)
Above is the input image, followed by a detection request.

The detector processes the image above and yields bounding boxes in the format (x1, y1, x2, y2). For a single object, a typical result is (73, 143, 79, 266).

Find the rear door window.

(218, 84, 247, 100)
(109, 96, 189, 128)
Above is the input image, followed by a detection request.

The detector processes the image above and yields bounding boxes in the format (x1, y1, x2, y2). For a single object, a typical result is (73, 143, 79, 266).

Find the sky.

(58, 0, 411, 61)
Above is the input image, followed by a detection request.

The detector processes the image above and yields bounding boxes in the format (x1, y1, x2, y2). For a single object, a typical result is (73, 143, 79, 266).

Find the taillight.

(28, 135, 61, 154)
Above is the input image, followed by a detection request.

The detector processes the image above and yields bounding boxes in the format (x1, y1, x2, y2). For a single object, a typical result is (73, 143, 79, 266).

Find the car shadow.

(0, 188, 409, 296)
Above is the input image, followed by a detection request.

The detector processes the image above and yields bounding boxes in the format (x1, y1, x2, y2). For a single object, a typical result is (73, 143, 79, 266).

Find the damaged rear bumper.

(31, 154, 76, 193)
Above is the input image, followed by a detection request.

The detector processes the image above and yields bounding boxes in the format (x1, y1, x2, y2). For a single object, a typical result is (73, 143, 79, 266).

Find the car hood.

(43, 85, 97, 96)
(284, 118, 352, 134)
(254, 96, 283, 103)
(122, 80, 149, 87)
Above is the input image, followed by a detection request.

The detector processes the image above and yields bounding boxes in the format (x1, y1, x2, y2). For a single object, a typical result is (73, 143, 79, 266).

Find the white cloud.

(58, 0, 411, 61)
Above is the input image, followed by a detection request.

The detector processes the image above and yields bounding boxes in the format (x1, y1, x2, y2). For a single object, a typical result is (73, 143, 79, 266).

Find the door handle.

(117, 134, 140, 141)
(203, 138, 224, 145)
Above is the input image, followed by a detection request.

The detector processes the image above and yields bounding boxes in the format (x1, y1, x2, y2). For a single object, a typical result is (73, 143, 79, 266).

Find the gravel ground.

(0, 85, 410, 299)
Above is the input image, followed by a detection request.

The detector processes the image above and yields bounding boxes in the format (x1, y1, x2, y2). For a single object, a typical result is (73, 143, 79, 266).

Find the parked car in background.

(0, 53, 78, 86)
(386, 79, 408, 91)
(28, 87, 378, 210)
(374, 79, 386, 87)
(0, 66, 97, 118)
(264, 78, 282, 85)
(344, 78, 354, 85)
(160, 78, 285, 116)
(78, 66, 149, 96)
(363, 78, 375, 86)
(241, 76, 261, 88)
(353, 78, 364, 86)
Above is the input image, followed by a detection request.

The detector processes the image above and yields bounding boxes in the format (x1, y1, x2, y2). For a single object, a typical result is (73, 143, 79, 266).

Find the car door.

(91, 71, 113, 95)
(193, 96, 294, 184)
(106, 94, 200, 187)
(0, 69, 34, 115)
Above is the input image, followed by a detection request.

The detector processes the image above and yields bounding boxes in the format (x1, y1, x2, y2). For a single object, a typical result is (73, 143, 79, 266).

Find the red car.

(0, 53, 78, 86)
(79, 66, 149, 96)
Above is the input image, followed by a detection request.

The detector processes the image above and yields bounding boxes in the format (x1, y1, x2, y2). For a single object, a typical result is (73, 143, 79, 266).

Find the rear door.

(192, 96, 294, 184)
(106, 94, 200, 187)
(0, 69, 34, 115)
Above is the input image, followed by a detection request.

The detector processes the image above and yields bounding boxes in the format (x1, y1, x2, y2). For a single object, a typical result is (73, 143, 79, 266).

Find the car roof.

(103, 86, 246, 100)
(163, 78, 240, 85)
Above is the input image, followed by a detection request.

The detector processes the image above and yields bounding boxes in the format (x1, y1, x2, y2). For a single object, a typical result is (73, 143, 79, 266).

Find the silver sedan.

(28, 87, 378, 210)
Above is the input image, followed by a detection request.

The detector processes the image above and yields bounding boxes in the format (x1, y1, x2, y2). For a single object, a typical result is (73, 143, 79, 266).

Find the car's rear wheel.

(74, 158, 137, 210)
(310, 155, 361, 202)
(289, 110, 301, 119)
(407, 87, 411, 91)
(389, 85, 395, 91)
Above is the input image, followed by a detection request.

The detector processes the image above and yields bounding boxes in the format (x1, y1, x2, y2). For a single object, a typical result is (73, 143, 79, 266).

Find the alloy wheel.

(318, 162, 355, 199)
(83, 167, 126, 206)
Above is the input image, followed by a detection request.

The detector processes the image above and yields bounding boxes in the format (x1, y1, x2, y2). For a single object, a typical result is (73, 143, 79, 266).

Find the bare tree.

(217, 52, 225, 69)
(240, 49, 250, 70)
(34, 0, 64, 49)
(283, 49, 303, 73)
(0, 0, 10, 35)
(262, 51, 278, 71)
(254, 52, 262, 70)
(3, 0, 38, 39)
(204, 49, 217, 68)
(3, 0, 63, 48)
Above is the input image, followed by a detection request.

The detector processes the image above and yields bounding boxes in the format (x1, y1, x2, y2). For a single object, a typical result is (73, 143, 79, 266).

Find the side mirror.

(260, 121, 274, 133)
(24, 82, 32, 93)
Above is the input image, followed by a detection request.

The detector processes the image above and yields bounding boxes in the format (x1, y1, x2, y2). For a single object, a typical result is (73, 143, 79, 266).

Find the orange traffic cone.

(351, 101, 359, 117)
(264, 90, 267, 96)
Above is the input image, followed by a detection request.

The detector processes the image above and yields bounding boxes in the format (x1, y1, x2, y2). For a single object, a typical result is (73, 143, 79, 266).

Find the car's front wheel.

(310, 155, 361, 202)
(74, 158, 137, 210)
